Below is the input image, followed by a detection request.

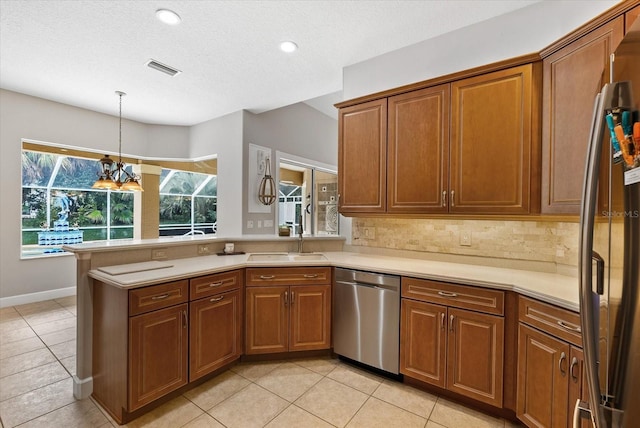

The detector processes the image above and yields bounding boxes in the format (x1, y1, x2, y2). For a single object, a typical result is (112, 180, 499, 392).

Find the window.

(278, 162, 338, 236)
(159, 168, 217, 236)
(21, 149, 134, 258)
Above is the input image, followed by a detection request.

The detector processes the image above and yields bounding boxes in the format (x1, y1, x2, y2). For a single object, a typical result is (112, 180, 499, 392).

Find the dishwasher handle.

(335, 280, 399, 293)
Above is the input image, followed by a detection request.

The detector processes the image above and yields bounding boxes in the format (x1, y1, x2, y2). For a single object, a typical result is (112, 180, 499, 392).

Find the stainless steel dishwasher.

(333, 267, 400, 374)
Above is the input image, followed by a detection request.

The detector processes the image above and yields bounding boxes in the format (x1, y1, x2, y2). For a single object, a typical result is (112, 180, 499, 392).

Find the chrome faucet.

(297, 214, 304, 253)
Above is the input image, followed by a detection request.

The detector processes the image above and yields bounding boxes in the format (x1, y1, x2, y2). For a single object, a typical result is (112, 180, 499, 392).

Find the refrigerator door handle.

(573, 399, 593, 428)
(579, 86, 609, 428)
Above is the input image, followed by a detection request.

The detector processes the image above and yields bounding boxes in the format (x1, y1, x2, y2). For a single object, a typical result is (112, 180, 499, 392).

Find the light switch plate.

(460, 231, 472, 246)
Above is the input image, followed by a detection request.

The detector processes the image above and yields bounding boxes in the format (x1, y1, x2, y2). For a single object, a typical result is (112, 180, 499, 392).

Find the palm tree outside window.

(158, 168, 217, 236)
(21, 150, 134, 258)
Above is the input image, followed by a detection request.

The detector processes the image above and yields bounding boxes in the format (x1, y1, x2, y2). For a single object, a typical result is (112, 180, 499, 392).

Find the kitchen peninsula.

(64, 234, 580, 423)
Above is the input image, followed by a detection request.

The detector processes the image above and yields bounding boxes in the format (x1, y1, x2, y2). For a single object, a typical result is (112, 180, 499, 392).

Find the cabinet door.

(189, 289, 242, 381)
(447, 308, 504, 407)
(129, 303, 188, 411)
(400, 299, 446, 388)
(517, 324, 570, 428)
(451, 64, 537, 214)
(541, 18, 624, 214)
(245, 286, 288, 354)
(338, 99, 387, 213)
(289, 285, 331, 351)
(387, 85, 450, 213)
(449, 64, 539, 214)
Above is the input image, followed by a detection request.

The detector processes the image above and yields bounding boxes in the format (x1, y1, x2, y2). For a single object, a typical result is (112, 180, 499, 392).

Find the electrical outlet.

(363, 227, 375, 239)
(257, 220, 262, 228)
(460, 231, 472, 246)
(247, 220, 254, 229)
(151, 249, 167, 260)
(197, 244, 211, 255)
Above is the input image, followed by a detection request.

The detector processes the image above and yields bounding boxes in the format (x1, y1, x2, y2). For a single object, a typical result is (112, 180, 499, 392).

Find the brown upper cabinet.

(338, 99, 387, 213)
(387, 85, 450, 213)
(339, 63, 540, 216)
(450, 64, 540, 214)
(541, 17, 624, 214)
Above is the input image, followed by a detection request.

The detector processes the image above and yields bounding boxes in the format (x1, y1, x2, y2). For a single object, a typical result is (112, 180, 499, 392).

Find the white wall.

(243, 102, 338, 166)
(190, 111, 244, 236)
(343, 0, 619, 100)
(241, 103, 338, 234)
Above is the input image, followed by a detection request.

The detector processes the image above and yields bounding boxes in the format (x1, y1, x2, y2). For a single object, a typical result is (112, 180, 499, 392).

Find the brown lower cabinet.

(400, 277, 505, 407)
(517, 297, 587, 428)
(245, 267, 332, 355)
(92, 270, 243, 424)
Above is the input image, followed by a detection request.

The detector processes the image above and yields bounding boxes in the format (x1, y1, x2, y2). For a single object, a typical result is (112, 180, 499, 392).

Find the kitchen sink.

(247, 252, 328, 262)
(246, 253, 291, 262)
(291, 253, 328, 261)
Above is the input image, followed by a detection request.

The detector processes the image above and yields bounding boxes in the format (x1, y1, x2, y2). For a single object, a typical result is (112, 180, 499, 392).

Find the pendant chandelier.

(258, 157, 276, 205)
(92, 91, 143, 191)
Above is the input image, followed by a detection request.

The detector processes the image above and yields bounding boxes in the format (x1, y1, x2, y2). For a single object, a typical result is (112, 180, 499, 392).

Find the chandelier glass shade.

(92, 91, 143, 192)
(258, 157, 276, 205)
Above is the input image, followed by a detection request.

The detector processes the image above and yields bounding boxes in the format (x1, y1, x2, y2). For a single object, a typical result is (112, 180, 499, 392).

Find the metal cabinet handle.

(442, 190, 447, 207)
(284, 291, 288, 305)
(210, 295, 224, 302)
(450, 190, 455, 207)
(438, 291, 458, 298)
(182, 310, 187, 329)
(291, 291, 295, 305)
(449, 314, 455, 332)
(208, 281, 224, 287)
(570, 357, 579, 382)
(559, 352, 567, 376)
(303, 274, 318, 278)
(557, 320, 582, 333)
(260, 275, 275, 280)
(151, 293, 169, 300)
(441, 312, 445, 330)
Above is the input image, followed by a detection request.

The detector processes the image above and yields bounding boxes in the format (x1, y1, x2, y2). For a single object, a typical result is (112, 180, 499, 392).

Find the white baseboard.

(0, 286, 76, 308)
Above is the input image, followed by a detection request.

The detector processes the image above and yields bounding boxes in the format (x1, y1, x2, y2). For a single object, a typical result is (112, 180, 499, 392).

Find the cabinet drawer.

(129, 280, 188, 316)
(518, 296, 582, 347)
(246, 267, 331, 286)
(190, 269, 243, 300)
(401, 277, 504, 316)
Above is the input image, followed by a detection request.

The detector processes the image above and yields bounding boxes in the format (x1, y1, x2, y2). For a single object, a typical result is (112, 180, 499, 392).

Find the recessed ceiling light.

(279, 41, 298, 53)
(156, 9, 181, 25)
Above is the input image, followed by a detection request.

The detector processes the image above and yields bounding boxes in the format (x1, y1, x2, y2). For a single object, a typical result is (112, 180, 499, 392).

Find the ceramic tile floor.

(0, 297, 522, 428)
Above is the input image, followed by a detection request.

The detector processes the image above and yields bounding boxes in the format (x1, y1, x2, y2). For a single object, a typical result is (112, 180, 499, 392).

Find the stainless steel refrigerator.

(577, 19, 640, 428)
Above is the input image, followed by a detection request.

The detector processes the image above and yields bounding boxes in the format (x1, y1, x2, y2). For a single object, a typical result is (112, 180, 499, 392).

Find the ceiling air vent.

(145, 59, 181, 77)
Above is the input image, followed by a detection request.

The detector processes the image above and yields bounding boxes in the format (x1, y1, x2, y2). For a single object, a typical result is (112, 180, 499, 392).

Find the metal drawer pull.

(559, 352, 567, 376)
(284, 291, 288, 305)
(208, 281, 224, 287)
(570, 357, 579, 382)
(151, 294, 169, 300)
(442, 190, 447, 207)
(182, 310, 187, 329)
(291, 291, 295, 304)
(303, 274, 318, 278)
(441, 312, 445, 330)
(438, 291, 458, 298)
(450, 190, 455, 207)
(449, 314, 455, 332)
(210, 296, 224, 302)
(260, 275, 276, 280)
(557, 320, 582, 333)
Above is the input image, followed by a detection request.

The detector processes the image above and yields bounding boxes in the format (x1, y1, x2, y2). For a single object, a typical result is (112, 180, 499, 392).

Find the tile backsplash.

(352, 218, 580, 266)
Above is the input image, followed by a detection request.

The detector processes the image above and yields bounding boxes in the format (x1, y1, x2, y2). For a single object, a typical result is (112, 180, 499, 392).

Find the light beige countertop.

(88, 251, 579, 312)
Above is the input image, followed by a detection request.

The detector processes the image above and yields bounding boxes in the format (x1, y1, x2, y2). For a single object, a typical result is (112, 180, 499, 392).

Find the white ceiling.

(0, 0, 541, 126)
